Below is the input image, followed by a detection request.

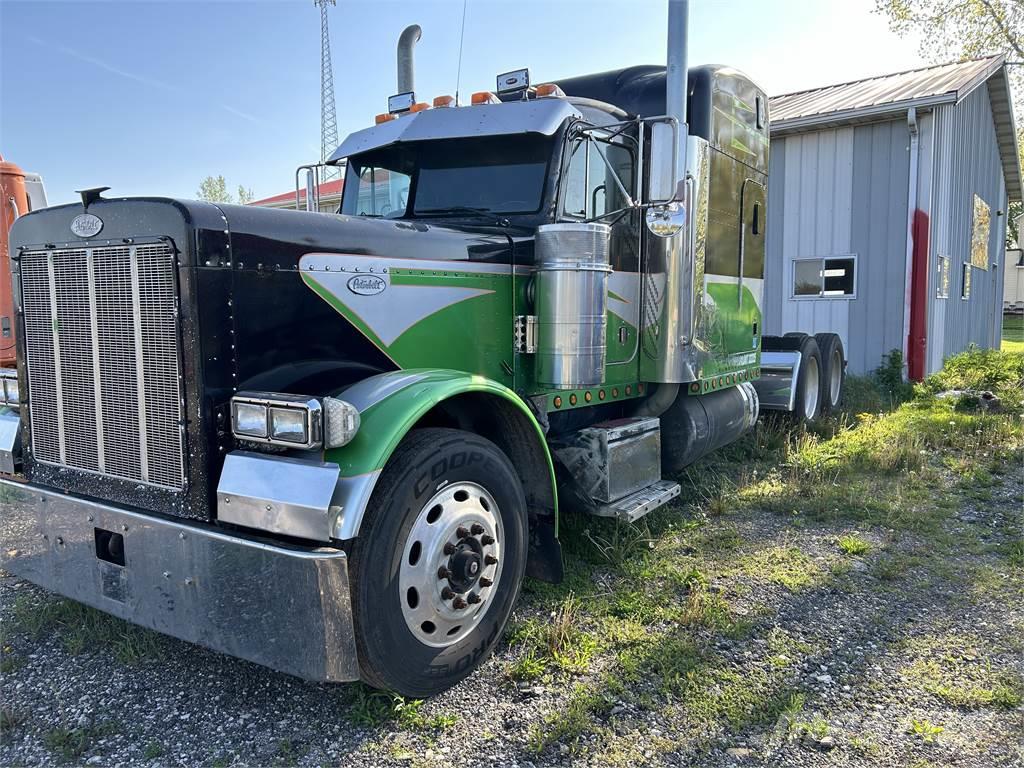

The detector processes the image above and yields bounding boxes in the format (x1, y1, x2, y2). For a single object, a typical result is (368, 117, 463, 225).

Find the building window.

(936, 255, 951, 299)
(961, 262, 972, 300)
(792, 256, 856, 298)
(970, 194, 991, 270)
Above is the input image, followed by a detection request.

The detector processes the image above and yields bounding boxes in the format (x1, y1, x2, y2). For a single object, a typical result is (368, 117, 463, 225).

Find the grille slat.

(20, 243, 185, 490)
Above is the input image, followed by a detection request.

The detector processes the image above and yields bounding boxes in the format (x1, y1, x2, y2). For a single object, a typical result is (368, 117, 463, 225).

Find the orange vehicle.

(0, 155, 45, 368)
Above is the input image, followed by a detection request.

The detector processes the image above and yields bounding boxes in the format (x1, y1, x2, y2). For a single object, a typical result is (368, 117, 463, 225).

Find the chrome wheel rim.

(829, 348, 842, 407)
(399, 482, 504, 647)
(803, 356, 820, 420)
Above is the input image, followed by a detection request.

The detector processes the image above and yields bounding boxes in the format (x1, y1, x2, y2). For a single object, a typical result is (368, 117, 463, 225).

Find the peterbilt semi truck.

(0, 2, 844, 697)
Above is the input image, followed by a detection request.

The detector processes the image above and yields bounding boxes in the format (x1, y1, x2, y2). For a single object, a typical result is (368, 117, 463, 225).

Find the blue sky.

(1, 0, 925, 205)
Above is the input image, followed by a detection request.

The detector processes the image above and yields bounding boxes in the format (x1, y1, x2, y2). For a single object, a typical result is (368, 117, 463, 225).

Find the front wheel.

(349, 428, 528, 697)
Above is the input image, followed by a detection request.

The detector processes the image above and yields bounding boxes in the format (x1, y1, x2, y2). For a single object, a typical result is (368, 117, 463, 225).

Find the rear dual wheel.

(784, 332, 845, 422)
(349, 428, 528, 697)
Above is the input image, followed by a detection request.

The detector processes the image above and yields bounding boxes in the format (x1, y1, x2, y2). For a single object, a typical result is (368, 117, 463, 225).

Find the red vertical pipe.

(907, 208, 930, 381)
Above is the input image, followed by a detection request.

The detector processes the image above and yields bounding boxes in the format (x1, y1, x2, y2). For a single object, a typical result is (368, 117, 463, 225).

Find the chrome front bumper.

(0, 479, 359, 683)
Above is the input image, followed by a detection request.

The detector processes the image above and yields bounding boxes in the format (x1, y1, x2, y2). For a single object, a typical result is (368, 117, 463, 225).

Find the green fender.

(325, 369, 558, 540)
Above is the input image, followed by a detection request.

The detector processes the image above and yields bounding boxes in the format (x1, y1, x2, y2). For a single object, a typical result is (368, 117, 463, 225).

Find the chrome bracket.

(514, 315, 538, 354)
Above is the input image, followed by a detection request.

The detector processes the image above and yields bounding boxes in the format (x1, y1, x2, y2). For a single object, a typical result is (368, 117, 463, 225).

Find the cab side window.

(562, 136, 634, 220)
(354, 167, 411, 218)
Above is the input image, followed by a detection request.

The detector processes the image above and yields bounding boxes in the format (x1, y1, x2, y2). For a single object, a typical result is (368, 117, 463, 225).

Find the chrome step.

(590, 480, 681, 523)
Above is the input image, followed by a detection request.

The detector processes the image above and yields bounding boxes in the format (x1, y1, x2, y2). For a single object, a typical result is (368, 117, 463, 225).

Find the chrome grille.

(19, 243, 185, 489)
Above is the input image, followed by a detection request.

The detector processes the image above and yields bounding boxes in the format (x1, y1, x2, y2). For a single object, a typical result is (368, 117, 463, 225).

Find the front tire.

(349, 428, 528, 697)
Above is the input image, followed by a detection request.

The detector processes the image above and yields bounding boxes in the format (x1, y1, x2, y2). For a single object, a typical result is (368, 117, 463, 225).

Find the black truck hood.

(7, 197, 533, 523)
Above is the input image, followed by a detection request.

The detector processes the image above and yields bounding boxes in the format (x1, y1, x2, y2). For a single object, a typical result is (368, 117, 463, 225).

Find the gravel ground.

(1, 470, 1021, 768)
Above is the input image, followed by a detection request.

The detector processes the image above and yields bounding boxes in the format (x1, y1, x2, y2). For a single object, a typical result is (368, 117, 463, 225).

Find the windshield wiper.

(416, 206, 497, 218)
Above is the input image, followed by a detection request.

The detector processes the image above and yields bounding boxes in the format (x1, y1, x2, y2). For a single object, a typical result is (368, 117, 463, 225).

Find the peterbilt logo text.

(347, 274, 387, 296)
(70, 213, 103, 238)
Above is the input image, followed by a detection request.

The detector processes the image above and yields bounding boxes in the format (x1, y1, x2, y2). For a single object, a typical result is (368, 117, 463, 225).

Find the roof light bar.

(535, 83, 566, 98)
(471, 91, 501, 105)
(433, 94, 456, 108)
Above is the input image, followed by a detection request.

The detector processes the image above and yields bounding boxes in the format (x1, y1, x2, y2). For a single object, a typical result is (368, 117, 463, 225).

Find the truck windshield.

(341, 135, 551, 219)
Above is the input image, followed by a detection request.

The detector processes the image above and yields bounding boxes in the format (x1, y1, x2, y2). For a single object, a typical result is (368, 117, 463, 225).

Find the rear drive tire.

(790, 336, 823, 424)
(814, 333, 846, 416)
(349, 428, 528, 697)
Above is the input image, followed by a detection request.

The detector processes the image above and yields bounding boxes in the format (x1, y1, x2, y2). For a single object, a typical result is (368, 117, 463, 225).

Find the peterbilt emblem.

(347, 274, 387, 296)
(70, 213, 103, 238)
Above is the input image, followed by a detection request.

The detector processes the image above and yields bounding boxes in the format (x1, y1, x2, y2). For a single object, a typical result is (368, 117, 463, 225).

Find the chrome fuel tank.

(534, 223, 612, 388)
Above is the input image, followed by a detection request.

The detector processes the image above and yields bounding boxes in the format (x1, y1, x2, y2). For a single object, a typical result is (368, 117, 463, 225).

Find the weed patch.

(10, 595, 162, 663)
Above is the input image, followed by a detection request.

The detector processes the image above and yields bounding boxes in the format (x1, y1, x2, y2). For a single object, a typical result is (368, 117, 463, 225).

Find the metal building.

(764, 56, 1021, 378)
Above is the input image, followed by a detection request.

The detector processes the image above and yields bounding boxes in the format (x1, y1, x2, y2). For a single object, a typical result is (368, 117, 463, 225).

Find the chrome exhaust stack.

(397, 24, 422, 94)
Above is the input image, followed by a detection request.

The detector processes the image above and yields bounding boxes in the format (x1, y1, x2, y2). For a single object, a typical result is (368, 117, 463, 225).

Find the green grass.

(908, 718, 944, 743)
(902, 632, 1024, 709)
(142, 741, 165, 760)
(1002, 314, 1024, 353)
(42, 722, 118, 760)
(837, 534, 871, 556)
(10, 595, 162, 663)
(507, 349, 1023, 759)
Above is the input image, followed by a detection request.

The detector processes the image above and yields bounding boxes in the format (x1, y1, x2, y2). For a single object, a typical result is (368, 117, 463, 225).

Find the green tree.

(875, 0, 1023, 244)
(196, 176, 256, 204)
(197, 175, 232, 203)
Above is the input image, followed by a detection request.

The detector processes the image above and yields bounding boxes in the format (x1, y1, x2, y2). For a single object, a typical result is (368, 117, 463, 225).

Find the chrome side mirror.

(645, 202, 685, 238)
(648, 119, 680, 204)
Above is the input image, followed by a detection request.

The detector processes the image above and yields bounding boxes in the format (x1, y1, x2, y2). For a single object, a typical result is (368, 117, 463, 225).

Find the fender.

(327, 368, 558, 541)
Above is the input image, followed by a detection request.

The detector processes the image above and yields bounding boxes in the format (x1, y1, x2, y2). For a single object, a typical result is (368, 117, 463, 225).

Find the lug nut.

(443, 542, 456, 555)
(481, 534, 495, 546)
(470, 523, 484, 535)
(456, 526, 470, 539)
(441, 587, 455, 600)
(437, 566, 451, 580)
(485, 554, 498, 566)
(467, 592, 481, 605)
(452, 597, 468, 610)
(479, 577, 493, 588)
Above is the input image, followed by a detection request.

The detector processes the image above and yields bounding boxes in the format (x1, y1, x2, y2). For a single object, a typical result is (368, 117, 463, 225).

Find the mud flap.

(526, 517, 563, 584)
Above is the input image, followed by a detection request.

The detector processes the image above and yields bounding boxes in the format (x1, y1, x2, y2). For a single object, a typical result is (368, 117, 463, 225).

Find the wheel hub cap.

(399, 482, 503, 647)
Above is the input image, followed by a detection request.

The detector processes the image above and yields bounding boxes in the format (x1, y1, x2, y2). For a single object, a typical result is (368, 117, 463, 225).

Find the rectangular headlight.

(230, 392, 322, 449)
(270, 407, 308, 444)
(232, 401, 268, 438)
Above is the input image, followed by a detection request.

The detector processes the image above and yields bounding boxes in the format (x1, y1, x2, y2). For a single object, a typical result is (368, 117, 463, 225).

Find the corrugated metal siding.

(764, 141, 786, 334)
(781, 128, 854, 354)
(847, 121, 911, 374)
(928, 85, 1008, 369)
(764, 123, 911, 375)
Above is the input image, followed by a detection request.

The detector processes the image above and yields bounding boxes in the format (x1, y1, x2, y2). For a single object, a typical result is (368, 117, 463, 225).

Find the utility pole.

(315, 0, 340, 181)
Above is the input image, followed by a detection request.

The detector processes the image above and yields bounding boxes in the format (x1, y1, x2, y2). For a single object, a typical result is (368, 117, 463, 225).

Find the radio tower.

(315, 0, 340, 180)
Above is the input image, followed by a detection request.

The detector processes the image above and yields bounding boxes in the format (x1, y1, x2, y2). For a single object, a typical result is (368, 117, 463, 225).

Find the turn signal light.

(471, 91, 501, 105)
(535, 83, 565, 98)
(433, 95, 456, 108)
(409, 102, 430, 113)
(375, 112, 397, 124)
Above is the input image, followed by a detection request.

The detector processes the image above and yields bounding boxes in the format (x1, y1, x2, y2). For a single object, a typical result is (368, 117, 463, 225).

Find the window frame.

(936, 255, 951, 299)
(961, 262, 972, 301)
(557, 123, 638, 223)
(789, 254, 858, 300)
